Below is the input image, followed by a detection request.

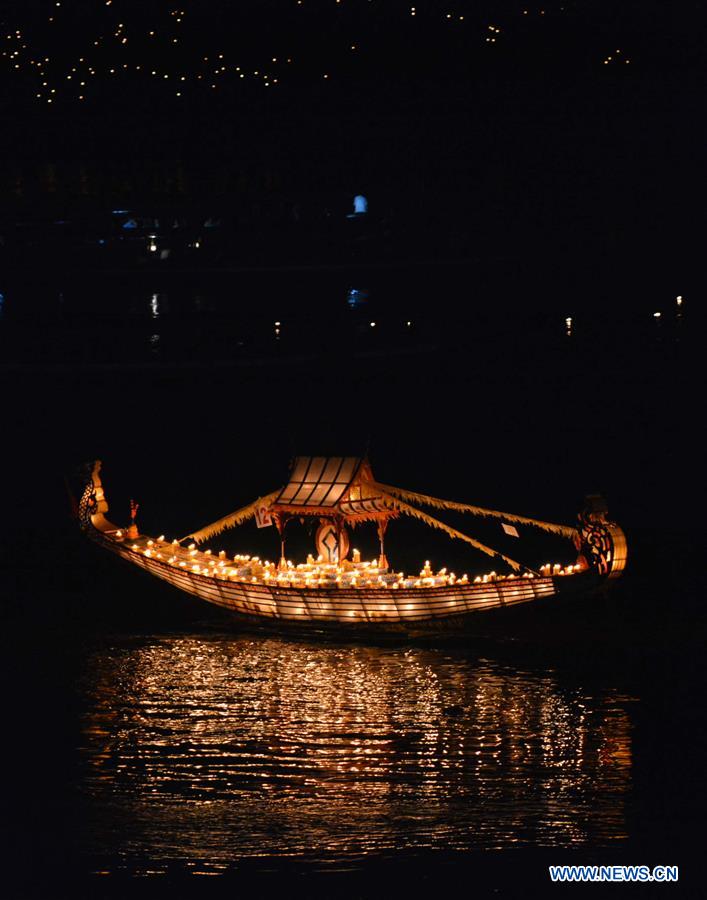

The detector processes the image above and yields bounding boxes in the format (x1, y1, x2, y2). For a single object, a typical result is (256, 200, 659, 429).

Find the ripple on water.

(76, 635, 635, 872)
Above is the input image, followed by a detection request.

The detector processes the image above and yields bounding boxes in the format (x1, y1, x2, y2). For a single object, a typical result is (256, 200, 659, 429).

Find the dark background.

(2, 1, 706, 269)
(1, 1, 705, 896)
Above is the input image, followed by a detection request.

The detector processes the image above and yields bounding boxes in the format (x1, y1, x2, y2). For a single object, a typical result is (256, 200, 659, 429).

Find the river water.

(1, 262, 704, 893)
(77, 637, 634, 871)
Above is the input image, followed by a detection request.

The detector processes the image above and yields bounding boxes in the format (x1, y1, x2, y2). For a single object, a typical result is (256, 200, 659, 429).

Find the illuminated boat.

(78, 457, 627, 639)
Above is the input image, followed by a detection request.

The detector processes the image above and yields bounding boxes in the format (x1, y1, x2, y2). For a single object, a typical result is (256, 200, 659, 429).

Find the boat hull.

(86, 523, 608, 640)
(78, 462, 624, 640)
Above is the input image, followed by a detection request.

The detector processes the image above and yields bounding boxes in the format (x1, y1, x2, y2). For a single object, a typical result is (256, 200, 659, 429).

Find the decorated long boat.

(78, 457, 627, 639)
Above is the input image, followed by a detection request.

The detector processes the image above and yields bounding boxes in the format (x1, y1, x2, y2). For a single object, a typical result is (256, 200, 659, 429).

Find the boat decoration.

(78, 457, 627, 638)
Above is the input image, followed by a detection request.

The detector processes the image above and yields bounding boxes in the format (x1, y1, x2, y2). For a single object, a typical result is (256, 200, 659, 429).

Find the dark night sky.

(1, 1, 705, 266)
(2, 1, 704, 136)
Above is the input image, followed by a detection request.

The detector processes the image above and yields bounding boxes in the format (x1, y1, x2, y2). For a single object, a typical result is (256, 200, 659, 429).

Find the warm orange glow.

(80, 636, 634, 865)
(126, 531, 578, 590)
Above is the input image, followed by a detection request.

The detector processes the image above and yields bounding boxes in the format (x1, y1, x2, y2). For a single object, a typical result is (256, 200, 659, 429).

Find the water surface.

(77, 634, 636, 875)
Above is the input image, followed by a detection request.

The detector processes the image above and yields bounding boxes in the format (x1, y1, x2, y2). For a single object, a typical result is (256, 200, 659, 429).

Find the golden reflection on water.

(79, 636, 634, 872)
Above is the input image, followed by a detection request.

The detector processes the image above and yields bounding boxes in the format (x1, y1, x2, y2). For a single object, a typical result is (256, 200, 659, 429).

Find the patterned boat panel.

(97, 532, 559, 625)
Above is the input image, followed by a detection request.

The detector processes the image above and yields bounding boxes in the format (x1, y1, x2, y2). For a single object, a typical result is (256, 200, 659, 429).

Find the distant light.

(274, 321, 281, 326)
(347, 287, 369, 307)
(653, 311, 661, 318)
(353, 194, 368, 214)
(370, 321, 376, 327)
(676, 295, 683, 306)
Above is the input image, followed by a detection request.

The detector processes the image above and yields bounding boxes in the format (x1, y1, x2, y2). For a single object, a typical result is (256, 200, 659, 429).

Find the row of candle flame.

(114, 531, 581, 588)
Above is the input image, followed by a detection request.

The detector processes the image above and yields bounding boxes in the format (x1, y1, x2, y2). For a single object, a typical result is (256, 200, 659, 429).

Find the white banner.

(255, 505, 273, 528)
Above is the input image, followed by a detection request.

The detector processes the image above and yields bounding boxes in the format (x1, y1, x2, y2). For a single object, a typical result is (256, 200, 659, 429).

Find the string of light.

(0, 2, 630, 106)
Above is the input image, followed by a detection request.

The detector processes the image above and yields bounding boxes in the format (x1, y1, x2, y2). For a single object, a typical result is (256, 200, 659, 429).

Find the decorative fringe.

(373, 482, 576, 540)
(380, 493, 524, 572)
(185, 489, 281, 544)
(183, 478, 574, 562)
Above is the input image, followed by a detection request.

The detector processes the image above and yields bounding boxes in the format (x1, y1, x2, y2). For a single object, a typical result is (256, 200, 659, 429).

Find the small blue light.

(347, 287, 370, 307)
(353, 194, 368, 214)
